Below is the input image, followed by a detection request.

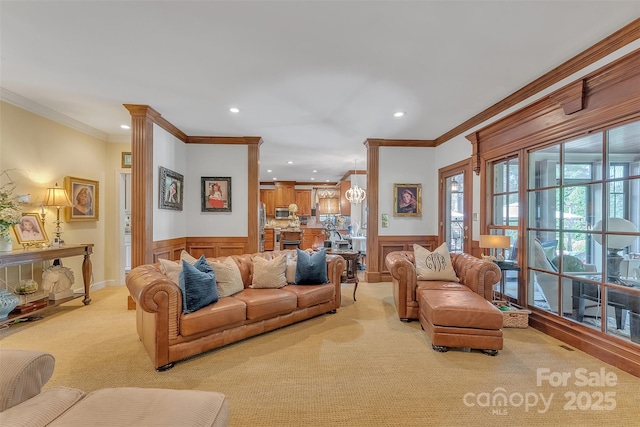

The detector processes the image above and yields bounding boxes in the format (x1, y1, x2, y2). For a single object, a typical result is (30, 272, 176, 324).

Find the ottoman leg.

(482, 349, 499, 356)
(432, 344, 449, 352)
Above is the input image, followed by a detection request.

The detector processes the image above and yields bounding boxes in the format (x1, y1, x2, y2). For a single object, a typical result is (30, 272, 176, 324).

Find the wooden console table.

(0, 244, 94, 326)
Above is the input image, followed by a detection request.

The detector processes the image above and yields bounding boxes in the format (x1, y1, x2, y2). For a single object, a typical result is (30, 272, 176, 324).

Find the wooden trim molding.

(364, 140, 379, 283)
(467, 49, 640, 376)
(365, 138, 436, 147)
(124, 104, 263, 267)
(436, 18, 640, 146)
(548, 79, 586, 115)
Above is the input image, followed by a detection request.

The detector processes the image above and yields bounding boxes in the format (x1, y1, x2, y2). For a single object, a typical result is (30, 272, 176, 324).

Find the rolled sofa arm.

(126, 264, 182, 314)
(0, 349, 55, 411)
(451, 253, 501, 300)
(385, 251, 417, 321)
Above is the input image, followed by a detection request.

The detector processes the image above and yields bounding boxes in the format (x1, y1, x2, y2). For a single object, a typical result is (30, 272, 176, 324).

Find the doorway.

(439, 159, 472, 254)
(117, 171, 132, 285)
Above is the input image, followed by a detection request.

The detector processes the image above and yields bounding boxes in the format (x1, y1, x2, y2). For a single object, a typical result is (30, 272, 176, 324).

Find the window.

(527, 121, 640, 343)
(487, 157, 520, 299)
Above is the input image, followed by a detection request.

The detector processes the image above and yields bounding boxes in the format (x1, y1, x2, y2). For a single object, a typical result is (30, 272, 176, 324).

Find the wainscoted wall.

(366, 235, 439, 282)
(152, 237, 250, 262)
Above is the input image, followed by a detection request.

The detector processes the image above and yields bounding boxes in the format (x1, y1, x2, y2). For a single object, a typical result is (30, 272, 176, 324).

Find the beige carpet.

(1, 282, 639, 426)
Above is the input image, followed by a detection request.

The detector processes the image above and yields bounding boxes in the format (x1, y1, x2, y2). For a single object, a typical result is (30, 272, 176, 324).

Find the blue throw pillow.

(295, 248, 328, 285)
(178, 256, 218, 314)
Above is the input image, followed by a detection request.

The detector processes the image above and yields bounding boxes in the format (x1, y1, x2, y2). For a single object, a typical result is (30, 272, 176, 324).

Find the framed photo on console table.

(13, 213, 48, 245)
(393, 183, 421, 217)
(201, 177, 231, 212)
(65, 176, 99, 222)
(159, 167, 184, 211)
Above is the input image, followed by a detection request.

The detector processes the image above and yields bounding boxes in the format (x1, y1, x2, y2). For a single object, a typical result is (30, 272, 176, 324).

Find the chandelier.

(345, 160, 366, 204)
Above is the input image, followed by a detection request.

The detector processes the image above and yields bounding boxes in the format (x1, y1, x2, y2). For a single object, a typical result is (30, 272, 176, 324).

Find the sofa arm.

(126, 264, 182, 314)
(385, 251, 417, 320)
(326, 254, 346, 308)
(0, 349, 55, 412)
(451, 253, 501, 300)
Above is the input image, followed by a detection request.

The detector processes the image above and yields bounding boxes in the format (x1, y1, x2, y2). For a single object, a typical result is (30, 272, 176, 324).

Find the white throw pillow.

(158, 251, 200, 284)
(285, 253, 297, 284)
(251, 255, 287, 289)
(209, 256, 245, 297)
(413, 243, 459, 282)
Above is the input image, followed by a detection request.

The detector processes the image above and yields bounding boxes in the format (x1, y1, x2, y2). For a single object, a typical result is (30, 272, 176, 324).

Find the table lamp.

(479, 235, 511, 262)
(43, 183, 73, 246)
(593, 218, 639, 283)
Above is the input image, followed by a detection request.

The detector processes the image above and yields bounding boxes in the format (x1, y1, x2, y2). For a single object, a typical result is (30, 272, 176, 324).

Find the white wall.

(379, 146, 436, 236)
(185, 144, 248, 236)
(153, 125, 187, 241)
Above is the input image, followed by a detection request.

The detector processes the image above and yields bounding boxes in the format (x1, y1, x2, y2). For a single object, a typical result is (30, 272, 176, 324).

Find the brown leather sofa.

(126, 250, 345, 371)
(385, 251, 504, 354)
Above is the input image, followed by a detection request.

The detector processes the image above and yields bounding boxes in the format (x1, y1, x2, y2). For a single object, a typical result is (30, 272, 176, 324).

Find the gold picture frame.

(121, 152, 132, 168)
(64, 176, 99, 222)
(13, 213, 49, 245)
(393, 183, 421, 217)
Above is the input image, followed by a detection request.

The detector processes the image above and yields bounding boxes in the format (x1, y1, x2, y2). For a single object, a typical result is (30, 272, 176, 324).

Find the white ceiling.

(1, 1, 638, 182)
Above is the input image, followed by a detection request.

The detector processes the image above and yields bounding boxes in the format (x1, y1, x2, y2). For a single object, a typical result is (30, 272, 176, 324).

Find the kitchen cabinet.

(260, 189, 275, 216)
(302, 227, 325, 250)
(275, 181, 295, 207)
(295, 190, 312, 216)
(264, 228, 274, 251)
(339, 181, 351, 216)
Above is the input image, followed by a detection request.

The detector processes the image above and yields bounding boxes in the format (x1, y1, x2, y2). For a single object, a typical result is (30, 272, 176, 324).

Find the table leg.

(82, 252, 92, 305)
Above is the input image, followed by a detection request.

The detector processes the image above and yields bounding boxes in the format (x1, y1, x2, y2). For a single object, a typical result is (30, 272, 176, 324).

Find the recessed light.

(393, 111, 405, 117)
(311, 177, 315, 181)
(273, 177, 277, 180)
(287, 161, 293, 164)
(326, 179, 330, 182)
(120, 124, 130, 129)
(229, 107, 240, 113)
(267, 169, 272, 173)
(312, 170, 317, 173)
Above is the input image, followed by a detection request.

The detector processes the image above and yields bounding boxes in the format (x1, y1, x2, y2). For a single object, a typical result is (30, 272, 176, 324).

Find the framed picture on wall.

(121, 152, 132, 168)
(65, 176, 100, 222)
(393, 183, 421, 217)
(13, 213, 48, 245)
(201, 177, 231, 212)
(159, 167, 184, 211)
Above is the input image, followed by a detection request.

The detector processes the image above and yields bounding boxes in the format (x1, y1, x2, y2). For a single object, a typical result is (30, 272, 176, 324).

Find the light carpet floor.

(1, 282, 639, 426)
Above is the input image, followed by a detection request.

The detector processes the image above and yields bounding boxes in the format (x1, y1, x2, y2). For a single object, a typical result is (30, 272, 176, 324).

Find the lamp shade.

(479, 235, 511, 249)
(44, 184, 73, 208)
(593, 218, 639, 249)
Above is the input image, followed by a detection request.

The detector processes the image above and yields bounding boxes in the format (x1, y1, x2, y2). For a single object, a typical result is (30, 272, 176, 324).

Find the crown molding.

(0, 88, 109, 141)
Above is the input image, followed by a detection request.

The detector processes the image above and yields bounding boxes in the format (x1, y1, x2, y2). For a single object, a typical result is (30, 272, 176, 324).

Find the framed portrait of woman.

(201, 177, 232, 212)
(159, 166, 184, 211)
(13, 213, 49, 245)
(393, 183, 421, 217)
(65, 176, 99, 222)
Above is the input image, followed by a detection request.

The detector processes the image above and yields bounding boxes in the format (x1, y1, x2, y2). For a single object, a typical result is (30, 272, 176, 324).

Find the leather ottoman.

(418, 288, 503, 355)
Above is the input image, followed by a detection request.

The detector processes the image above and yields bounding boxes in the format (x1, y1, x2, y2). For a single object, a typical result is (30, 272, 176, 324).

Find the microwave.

(275, 208, 290, 219)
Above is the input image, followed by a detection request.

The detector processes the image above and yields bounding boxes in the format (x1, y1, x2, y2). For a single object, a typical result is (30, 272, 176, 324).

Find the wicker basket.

(493, 301, 530, 328)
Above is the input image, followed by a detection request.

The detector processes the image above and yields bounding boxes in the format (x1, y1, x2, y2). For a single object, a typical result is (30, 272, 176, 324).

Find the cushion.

(209, 256, 245, 297)
(532, 239, 558, 272)
(178, 257, 218, 314)
(158, 250, 200, 283)
(251, 255, 287, 289)
(413, 243, 459, 282)
(286, 253, 297, 284)
(295, 248, 328, 285)
(552, 254, 585, 272)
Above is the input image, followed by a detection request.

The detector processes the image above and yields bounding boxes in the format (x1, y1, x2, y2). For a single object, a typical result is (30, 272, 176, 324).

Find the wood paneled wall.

(368, 235, 439, 282)
(152, 237, 250, 262)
